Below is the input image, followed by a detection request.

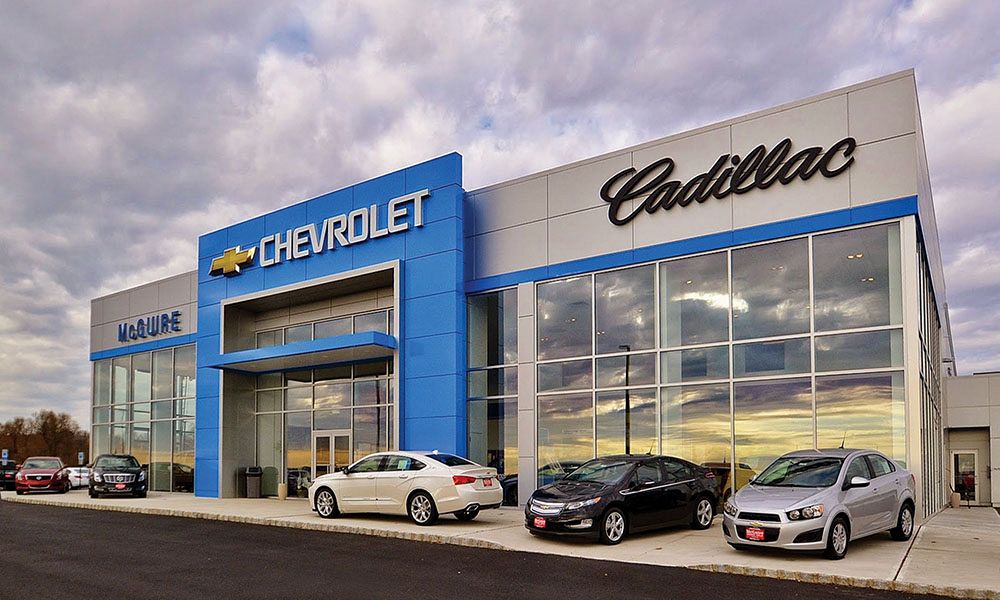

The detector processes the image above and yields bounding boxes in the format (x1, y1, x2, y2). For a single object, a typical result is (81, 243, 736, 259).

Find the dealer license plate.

(483, 478, 493, 487)
(115, 483, 126, 490)
(533, 517, 546, 529)
(746, 527, 765, 541)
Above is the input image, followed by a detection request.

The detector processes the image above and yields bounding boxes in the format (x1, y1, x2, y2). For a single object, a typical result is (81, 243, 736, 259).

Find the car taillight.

(452, 475, 476, 486)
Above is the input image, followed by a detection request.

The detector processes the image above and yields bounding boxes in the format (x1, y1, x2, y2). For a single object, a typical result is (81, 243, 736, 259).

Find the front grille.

(103, 473, 136, 484)
(793, 528, 825, 543)
(736, 525, 780, 542)
(737, 511, 781, 522)
(530, 500, 564, 516)
(31, 475, 48, 481)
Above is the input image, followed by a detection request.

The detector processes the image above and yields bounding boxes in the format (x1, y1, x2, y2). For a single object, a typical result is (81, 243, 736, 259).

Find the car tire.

(890, 502, 915, 541)
(455, 507, 480, 521)
(408, 491, 438, 526)
(89, 489, 98, 499)
(824, 516, 850, 560)
(15, 490, 24, 495)
(599, 507, 627, 545)
(134, 492, 147, 499)
(690, 495, 714, 530)
(314, 488, 339, 519)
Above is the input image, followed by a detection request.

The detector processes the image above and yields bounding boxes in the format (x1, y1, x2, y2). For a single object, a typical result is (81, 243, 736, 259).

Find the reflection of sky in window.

(734, 378, 812, 472)
(660, 252, 729, 347)
(816, 372, 904, 460)
(596, 389, 657, 455)
(537, 359, 592, 392)
(662, 384, 731, 465)
(596, 353, 656, 388)
(595, 265, 655, 353)
(815, 330, 902, 371)
(732, 238, 810, 339)
(537, 276, 592, 360)
(814, 224, 900, 331)
(538, 393, 594, 463)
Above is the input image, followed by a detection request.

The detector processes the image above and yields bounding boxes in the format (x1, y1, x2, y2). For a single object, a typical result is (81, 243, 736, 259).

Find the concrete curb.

(5, 495, 995, 599)
(1, 494, 507, 552)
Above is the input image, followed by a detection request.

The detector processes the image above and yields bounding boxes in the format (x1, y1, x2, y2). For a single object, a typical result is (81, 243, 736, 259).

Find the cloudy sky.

(0, 1, 998, 426)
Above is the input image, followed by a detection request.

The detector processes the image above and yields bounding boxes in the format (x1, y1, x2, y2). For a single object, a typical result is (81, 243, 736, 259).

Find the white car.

(308, 451, 503, 525)
(66, 467, 90, 489)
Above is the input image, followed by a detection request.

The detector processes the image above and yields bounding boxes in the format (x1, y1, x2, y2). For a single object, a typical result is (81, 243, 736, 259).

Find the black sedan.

(525, 455, 719, 544)
(88, 454, 148, 498)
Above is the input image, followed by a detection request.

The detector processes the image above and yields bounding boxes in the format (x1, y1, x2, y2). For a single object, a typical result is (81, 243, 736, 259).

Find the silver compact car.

(723, 449, 915, 559)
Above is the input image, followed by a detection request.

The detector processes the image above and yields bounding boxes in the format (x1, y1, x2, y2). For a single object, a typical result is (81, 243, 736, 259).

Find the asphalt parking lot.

(0, 500, 951, 600)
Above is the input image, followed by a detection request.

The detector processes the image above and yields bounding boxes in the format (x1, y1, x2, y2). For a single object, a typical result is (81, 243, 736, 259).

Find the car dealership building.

(89, 70, 956, 517)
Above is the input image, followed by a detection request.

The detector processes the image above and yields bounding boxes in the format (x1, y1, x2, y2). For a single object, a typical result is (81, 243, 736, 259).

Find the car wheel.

(408, 492, 438, 526)
(15, 490, 24, 495)
(890, 503, 915, 541)
(314, 488, 339, 519)
(691, 496, 714, 530)
(88, 489, 97, 499)
(455, 507, 480, 521)
(824, 516, 850, 560)
(599, 507, 627, 545)
(134, 491, 147, 499)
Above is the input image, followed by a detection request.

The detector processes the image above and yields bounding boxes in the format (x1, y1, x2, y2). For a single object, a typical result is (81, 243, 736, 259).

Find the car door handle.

(398, 474, 409, 479)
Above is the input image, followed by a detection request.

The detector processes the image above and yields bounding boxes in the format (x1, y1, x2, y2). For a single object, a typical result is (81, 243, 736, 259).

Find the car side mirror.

(339, 466, 351, 474)
(141, 464, 149, 470)
(843, 476, 870, 490)
(15, 464, 22, 470)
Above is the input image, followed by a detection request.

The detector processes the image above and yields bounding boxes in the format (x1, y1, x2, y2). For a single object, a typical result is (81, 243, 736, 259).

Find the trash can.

(245, 466, 263, 498)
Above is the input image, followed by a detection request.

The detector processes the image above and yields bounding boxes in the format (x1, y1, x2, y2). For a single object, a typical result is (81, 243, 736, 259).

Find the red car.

(15, 456, 71, 494)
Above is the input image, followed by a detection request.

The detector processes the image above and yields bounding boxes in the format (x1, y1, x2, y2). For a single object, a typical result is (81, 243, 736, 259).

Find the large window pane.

(132, 402, 150, 421)
(660, 252, 729, 347)
(353, 380, 389, 406)
(130, 423, 150, 465)
(111, 424, 127, 454)
(94, 360, 112, 405)
(92, 425, 110, 456)
(596, 389, 657, 456)
(468, 367, 518, 398)
(256, 330, 281, 349)
(112, 357, 130, 404)
(152, 349, 173, 400)
(132, 353, 151, 403)
(596, 353, 656, 388)
(467, 398, 518, 480)
(537, 276, 592, 360)
(537, 359, 592, 393)
(256, 414, 282, 496)
(814, 223, 902, 331)
(93, 406, 110, 424)
(315, 365, 352, 382)
(285, 412, 311, 496)
(285, 387, 312, 410)
(468, 289, 518, 368)
(151, 400, 173, 420)
(595, 265, 655, 354)
(734, 378, 813, 477)
(816, 372, 905, 461)
(733, 338, 810, 378)
(284, 324, 312, 344)
(353, 406, 387, 458)
(315, 382, 351, 409)
(314, 409, 351, 430)
(662, 346, 729, 383)
(256, 390, 282, 412)
(174, 345, 196, 397)
(662, 384, 731, 467)
(257, 373, 282, 389)
(732, 238, 810, 339)
(537, 392, 594, 485)
(172, 420, 195, 492)
(815, 330, 904, 372)
(151, 421, 172, 492)
(354, 311, 388, 334)
(314, 317, 352, 339)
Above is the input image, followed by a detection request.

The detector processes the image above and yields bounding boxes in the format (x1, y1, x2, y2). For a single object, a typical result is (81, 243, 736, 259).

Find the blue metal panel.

(199, 228, 228, 260)
(402, 375, 464, 419)
(419, 184, 465, 225)
(403, 292, 463, 339)
(306, 187, 353, 224)
(353, 169, 406, 210)
(404, 251, 463, 300)
(227, 216, 265, 249)
(194, 456, 219, 498)
(405, 216, 463, 260)
(195, 367, 220, 402)
(89, 333, 199, 362)
(404, 153, 462, 193)
(225, 265, 265, 298)
(404, 332, 461, 378)
(206, 331, 397, 369)
(195, 425, 219, 460)
(404, 416, 465, 455)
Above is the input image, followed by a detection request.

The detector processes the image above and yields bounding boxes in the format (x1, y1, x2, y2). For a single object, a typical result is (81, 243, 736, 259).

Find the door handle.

(398, 474, 409, 479)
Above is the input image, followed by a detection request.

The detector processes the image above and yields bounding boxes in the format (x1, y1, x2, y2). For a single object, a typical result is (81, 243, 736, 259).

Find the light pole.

(619, 344, 631, 455)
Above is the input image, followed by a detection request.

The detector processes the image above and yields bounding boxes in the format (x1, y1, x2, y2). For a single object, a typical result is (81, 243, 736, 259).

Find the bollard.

(950, 492, 961, 508)
(277, 482, 288, 501)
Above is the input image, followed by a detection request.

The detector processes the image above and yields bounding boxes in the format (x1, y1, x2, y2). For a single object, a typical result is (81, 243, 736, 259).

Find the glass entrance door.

(953, 451, 978, 503)
(313, 430, 352, 478)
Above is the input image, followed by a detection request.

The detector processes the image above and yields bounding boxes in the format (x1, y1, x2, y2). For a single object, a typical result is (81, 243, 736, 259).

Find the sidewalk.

(4, 490, 998, 598)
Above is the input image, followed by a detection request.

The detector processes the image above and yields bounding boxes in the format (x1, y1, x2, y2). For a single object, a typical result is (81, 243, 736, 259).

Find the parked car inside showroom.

(89, 454, 148, 498)
(66, 466, 91, 489)
(14, 456, 71, 494)
(525, 455, 719, 545)
(723, 449, 916, 560)
(309, 451, 502, 525)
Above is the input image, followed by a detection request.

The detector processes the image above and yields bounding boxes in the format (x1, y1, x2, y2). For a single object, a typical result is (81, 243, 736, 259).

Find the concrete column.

(516, 282, 537, 506)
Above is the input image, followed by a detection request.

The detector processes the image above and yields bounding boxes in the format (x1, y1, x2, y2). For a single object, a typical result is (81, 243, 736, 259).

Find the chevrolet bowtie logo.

(210, 246, 256, 276)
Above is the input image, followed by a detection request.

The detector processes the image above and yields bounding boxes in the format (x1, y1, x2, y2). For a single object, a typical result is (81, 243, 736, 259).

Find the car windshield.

(22, 458, 62, 469)
(426, 454, 475, 467)
(563, 460, 632, 484)
(754, 457, 844, 487)
(95, 456, 140, 469)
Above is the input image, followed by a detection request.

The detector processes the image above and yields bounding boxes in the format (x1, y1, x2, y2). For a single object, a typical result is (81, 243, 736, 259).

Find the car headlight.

(92, 472, 102, 483)
(565, 497, 601, 510)
(138, 471, 146, 482)
(724, 500, 739, 517)
(787, 504, 825, 520)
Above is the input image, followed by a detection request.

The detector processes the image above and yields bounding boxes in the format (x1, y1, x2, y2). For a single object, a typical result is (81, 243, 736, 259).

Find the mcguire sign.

(600, 137, 857, 226)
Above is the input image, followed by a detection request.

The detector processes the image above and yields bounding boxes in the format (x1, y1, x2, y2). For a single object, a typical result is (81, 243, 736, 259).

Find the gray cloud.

(1, 0, 998, 425)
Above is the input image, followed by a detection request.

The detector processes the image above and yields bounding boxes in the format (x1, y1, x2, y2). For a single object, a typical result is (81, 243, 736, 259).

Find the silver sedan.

(722, 449, 915, 559)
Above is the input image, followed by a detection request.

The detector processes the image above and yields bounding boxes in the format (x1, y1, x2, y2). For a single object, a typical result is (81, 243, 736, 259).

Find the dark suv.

(1, 460, 17, 491)
(89, 454, 148, 498)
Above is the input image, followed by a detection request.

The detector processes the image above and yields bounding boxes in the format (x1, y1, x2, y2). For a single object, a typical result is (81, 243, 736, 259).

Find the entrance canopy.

(205, 331, 396, 373)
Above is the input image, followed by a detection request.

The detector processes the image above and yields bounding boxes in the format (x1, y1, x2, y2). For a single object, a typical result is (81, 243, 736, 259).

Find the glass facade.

(91, 344, 196, 492)
(253, 360, 394, 496)
(255, 308, 392, 349)
(531, 222, 906, 489)
(917, 242, 945, 517)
